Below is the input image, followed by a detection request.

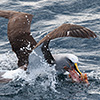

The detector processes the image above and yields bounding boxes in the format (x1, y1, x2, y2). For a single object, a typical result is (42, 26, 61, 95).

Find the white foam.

(0, 0, 9, 4)
(0, 52, 17, 70)
(1, 68, 26, 79)
(28, 50, 57, 91)
(18, 0, 56, 9)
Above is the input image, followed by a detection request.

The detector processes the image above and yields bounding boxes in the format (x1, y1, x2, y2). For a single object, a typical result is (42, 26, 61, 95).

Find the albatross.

(0, 10, 97, 83)
(33, 23, 97, 84)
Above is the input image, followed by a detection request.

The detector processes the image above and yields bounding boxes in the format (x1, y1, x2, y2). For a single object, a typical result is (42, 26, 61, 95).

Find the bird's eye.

(68, 59, 73, 64)
(66, 58, 75, 69)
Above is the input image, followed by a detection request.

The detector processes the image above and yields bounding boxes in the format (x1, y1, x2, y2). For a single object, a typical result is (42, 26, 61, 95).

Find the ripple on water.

(0, 0, 100, 100)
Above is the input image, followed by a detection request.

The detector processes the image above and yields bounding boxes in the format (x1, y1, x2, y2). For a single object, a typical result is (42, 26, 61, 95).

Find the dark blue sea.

(0, 0, 100, 100)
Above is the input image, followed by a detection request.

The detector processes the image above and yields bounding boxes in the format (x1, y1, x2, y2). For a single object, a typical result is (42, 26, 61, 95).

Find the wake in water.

(0, 49, 58, 95)
(0, 49, 99, 96)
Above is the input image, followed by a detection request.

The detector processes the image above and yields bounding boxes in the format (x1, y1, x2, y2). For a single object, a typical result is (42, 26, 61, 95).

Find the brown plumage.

(0, 10, 37, 67)
(34, 23, 97, 49)
(0, 10, 97, 83)
(0, 10, 97, 68)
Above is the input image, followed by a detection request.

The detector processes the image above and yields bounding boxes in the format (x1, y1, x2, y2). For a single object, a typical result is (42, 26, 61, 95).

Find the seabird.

(34, 23, 97, 83)
(0, 10, 97, 83)
(0, 10, 37, 82)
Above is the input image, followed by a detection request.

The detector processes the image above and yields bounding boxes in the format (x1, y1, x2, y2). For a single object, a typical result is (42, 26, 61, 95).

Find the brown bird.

(0, 10, 37, 69)
(0, 10, 37, 82)
(0, 10, 97, 83)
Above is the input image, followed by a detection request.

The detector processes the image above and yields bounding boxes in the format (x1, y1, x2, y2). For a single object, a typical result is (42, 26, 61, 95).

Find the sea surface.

(0, 0, 100, 100)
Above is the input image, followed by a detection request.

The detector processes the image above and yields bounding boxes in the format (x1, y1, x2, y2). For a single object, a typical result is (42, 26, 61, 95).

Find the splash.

(26, 50, 57, 92)
(0, 52, 57, 96)
(0, 51, 17, 70)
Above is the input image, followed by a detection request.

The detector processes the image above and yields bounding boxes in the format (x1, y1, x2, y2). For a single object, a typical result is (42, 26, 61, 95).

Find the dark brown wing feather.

(0, 10, 37, 45)
(0, 10, 37, 67)
(34, 23, 97, 49)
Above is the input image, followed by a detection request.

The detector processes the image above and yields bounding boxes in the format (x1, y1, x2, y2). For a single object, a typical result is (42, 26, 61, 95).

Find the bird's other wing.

(34, 23, 97, 49)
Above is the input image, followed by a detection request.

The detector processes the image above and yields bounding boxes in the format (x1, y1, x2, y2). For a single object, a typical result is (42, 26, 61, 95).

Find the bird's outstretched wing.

(0, 10, 37, 67)
(34, 23, 97, 49)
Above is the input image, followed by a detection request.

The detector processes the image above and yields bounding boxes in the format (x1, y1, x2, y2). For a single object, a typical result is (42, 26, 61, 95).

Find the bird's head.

(64, 54, 89, 84)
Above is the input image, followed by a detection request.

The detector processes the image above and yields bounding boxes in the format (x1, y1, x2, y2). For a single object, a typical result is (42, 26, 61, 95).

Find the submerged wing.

(34, 23, 97, 49)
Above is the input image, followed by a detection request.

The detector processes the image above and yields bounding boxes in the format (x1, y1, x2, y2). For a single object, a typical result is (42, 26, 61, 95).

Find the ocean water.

(0, 0, 100, 100)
